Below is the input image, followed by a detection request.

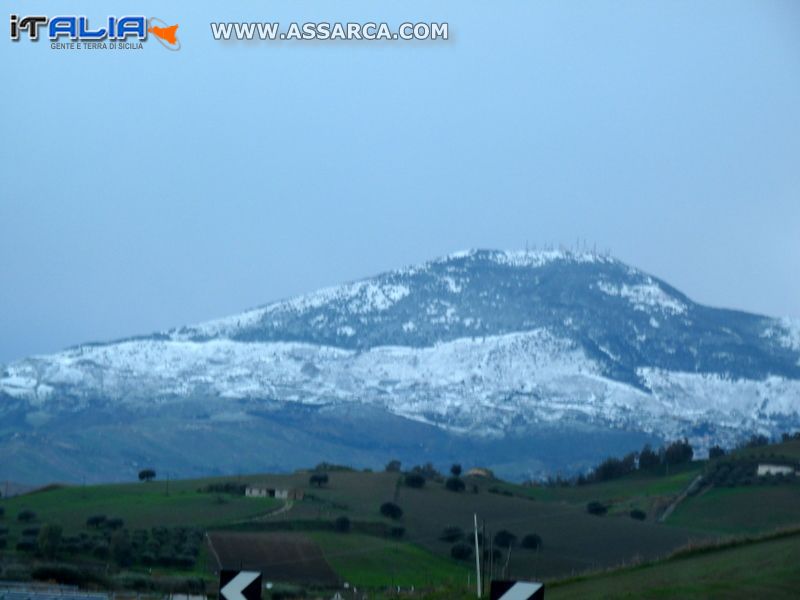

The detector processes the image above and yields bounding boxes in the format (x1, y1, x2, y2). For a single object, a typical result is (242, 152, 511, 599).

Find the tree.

(521, 533, 543, 550)
(138, 469, 156, 482)
(385, 460, 402, 472)
(451, 543, 472, 560)
(630, 509, 647, 521)
(334, 516, 351, 533)
(586, 501, 607, 516)
(380, 502, 403, 520)
(111, 531, 134, 566)
(404, 473, 426, 488)
(592, 454, 636, 482)
(745, 434, 769, 448)
(38, 523, 62, 558)
(390, 526, 405, 538)
(708, 445, 726, 459)
(664, 439, 693, 466)
(17, 509, 36, 523)
(86, 515, 107, 528)
(445, 477, 465, 492)
(439, 526, 464, 543)
(450, 464, 462, 477)
(309, 473, 329, 487)
(493, 530, 517, 548)
(638, 445, 660, 470)
(411, 462, 441, 479)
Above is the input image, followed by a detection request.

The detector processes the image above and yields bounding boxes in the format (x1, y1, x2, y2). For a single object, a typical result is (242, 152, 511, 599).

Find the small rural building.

(756, 464, 796, 477)
(245, 485, 304, 500)
(465, 467, 494, 478)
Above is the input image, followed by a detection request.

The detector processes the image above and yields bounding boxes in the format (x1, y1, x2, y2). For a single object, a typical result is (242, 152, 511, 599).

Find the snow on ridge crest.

(440, 248, 613, 268)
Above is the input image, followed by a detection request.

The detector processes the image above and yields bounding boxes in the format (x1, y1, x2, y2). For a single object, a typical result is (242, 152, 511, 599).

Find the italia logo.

(9, 15, 181, 50)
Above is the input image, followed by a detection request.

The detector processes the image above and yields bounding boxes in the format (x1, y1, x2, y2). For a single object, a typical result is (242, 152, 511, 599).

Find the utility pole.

(482, 521, 487, 597)
(473, 514, 481, 598)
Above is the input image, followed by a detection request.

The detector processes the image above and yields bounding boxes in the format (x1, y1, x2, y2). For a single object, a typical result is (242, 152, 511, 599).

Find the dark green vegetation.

(0, 438, 799, 598)
(548, 529, 800, 599)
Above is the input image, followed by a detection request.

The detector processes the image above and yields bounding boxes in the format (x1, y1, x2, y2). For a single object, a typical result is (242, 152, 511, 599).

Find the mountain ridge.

(2, 249, 799, 483)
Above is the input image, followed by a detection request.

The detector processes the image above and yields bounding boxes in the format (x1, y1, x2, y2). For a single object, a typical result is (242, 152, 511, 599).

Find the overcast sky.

(1, 0, 799, 363)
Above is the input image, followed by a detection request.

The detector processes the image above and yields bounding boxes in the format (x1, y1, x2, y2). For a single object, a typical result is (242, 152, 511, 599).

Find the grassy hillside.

(258, 469, 704, 579)
(662, 440, 800, 534)
(1, 448, 797, 597)
(547, 529, 800, 599)
(0, 477, 279, 533)
(310, 532, 470, 589)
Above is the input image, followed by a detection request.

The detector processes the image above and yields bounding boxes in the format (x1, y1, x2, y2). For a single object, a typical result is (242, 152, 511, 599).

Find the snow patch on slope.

(763, 318, 800, 354)
(597, 279, 687, 315)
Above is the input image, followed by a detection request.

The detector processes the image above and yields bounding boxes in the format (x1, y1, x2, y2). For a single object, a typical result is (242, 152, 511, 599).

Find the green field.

(0, 478, 279, 534)
(667, 484, 800, 534)
(517, 463, 703, 518)
(547, 530, 800, 599)
(310, 532, 470, 589)
(2, 445, 799, 597)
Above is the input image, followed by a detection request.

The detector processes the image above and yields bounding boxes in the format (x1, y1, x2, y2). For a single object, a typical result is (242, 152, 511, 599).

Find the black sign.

(490, 580, 545, 600)
(220, 570, 262, 600)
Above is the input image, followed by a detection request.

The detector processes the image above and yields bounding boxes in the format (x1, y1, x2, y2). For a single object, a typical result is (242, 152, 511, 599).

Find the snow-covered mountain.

(2, 249, 800, 483)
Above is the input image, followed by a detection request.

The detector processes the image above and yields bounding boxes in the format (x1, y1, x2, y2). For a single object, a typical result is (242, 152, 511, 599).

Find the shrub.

(138, 469, 157, 482)
(521, 533, 542, 550)
(334, 516, 350, 533)
(439, 526, 464, 543)
(31, 565, 87, 586)
(38, 523, 62, 558)
(111, 531, 134, 566)
(309, 473, 329, 487)
(664, 439, 694, 465)
(18, 509, 37, 523)
(410, 463, 441, 479)
(483, 548, 502, 561)
(708, 445, 726, 459)
(86, 515, 107, 528)
(404, 473, 426, 489)
(745, 434, 769, 448)
(0, 506, 4, 518)
(0, 537, 6, 549)
(586, 501, 607, 516)
(93, 543, 110, 559)
(17, 538, 37, 552)
(379, 502, 403, 520)
(201, 482, 247, 495)
(445, 477, 466, 492)
(106, 517, 125, 530)
(638, 444, 660, 469)
(22, 526, 41, 536)
(450, 543, 472, 560)
(630, 509, 647, 521)
(385, 460, 402, 472)
(493, 530, 517, 549)
(450, 464, 462, 477)
(389, 526, 405, 538)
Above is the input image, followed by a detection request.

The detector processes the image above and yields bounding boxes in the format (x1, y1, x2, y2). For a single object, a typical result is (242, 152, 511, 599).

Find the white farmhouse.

(756, 464, 796, 477)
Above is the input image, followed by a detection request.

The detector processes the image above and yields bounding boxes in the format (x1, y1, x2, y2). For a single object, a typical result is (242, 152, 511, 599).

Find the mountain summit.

(2, 249, 800, 482)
